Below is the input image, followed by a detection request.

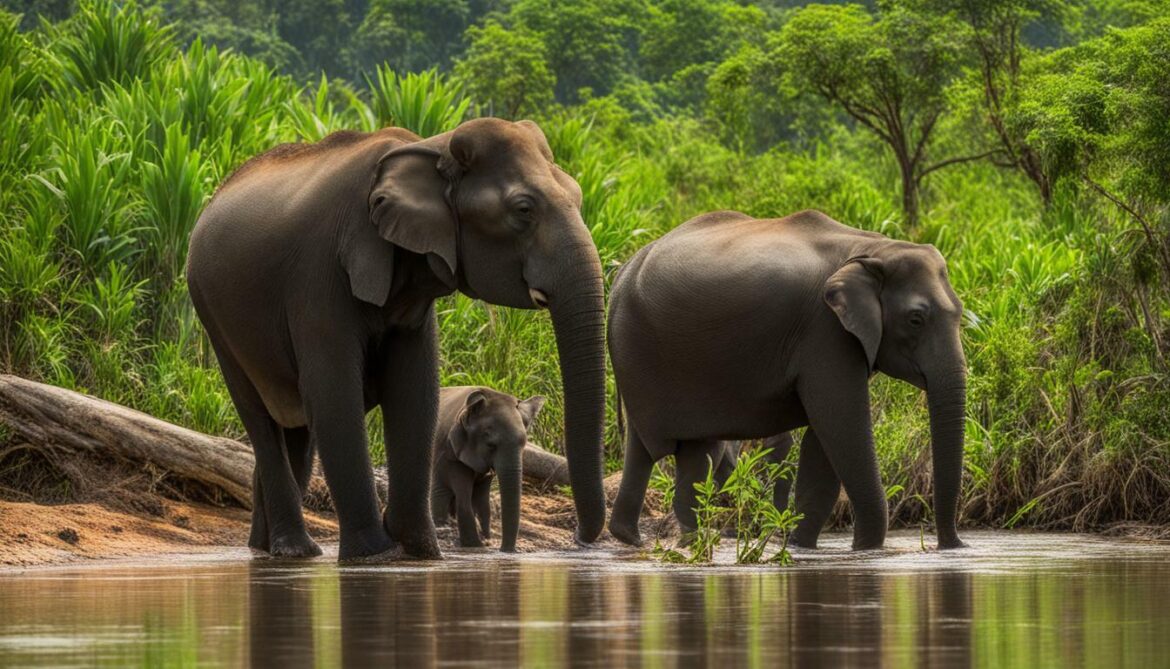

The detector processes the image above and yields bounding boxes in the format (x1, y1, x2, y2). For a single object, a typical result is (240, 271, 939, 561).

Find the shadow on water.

(1, 532, 1169, 667)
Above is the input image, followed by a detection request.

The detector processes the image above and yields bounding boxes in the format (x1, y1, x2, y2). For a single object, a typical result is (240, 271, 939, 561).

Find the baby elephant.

(431, 386, 545, 552)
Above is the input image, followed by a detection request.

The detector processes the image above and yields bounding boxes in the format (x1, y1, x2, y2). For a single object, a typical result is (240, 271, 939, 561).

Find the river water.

(1, 531, 1168, 667)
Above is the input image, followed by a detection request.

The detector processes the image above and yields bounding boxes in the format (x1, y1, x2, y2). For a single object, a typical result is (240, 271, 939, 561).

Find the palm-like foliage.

(367, 66, 470, 137)
(49, 0, 174, 93)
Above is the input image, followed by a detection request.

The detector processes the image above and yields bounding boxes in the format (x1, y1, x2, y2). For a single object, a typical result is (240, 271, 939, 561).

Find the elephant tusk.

(529, 288, 550, 309)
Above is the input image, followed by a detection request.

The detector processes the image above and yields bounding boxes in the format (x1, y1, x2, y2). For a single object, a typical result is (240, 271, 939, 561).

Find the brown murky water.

(1, 531, 1168, 667)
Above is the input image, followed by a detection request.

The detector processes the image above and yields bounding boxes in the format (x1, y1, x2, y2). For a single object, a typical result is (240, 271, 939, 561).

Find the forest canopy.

(1, 0, 1168, 533)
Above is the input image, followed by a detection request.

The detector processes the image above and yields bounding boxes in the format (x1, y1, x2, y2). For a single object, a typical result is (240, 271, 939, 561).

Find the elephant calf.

(608, 209, 968, 551)
(432, 386, 544, 552)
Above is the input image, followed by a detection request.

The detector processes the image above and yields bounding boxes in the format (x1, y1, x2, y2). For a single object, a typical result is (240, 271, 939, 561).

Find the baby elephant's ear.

(824, 257, 884, 372)
(460, 390, 487, 425)
(517, 395, 546, 429)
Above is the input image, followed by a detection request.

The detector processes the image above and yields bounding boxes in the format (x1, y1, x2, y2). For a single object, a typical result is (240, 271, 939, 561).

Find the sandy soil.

(0, 474, 664, 567)
(0, 499, 339, 568)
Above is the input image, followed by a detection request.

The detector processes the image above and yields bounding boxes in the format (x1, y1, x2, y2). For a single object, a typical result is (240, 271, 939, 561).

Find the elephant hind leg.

(673, 439, 724, 542)
(211, 344, 319, 559)
(248, 466, 269, 552)
(789, 429, 841, 549)
(284, 426, 315, 495)
(609, 420, 656, 546)
(763, 432, 797, 512)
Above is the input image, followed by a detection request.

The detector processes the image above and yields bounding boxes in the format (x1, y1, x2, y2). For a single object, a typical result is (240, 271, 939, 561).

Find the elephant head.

(823, 243, 967, 548)
(346, 118, 607, 543)
(448, 388, 545, 552)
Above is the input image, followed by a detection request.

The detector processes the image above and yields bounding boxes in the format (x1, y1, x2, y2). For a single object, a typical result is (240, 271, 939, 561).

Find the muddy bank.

(0, 473, 665, 567)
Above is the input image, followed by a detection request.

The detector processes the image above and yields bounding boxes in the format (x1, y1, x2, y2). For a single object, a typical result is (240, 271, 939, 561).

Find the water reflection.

(1, 541, 1170, 667)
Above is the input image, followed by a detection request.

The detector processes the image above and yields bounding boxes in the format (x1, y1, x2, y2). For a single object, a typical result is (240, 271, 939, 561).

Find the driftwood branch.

(0, 375, 572, 509)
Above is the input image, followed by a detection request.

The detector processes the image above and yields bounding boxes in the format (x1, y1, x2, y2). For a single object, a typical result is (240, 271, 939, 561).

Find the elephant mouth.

(529, 288, 550, 309)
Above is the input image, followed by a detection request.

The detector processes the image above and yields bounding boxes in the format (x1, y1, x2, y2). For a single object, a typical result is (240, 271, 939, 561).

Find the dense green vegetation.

(1, 0, 1168, 534)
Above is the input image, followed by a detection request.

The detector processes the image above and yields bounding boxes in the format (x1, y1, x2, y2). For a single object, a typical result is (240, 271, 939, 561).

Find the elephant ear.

(354, 135, 465, 304)
(824, 257, 885, 371)
(517, 395, 546, 430)
(448, 390, 487, 465)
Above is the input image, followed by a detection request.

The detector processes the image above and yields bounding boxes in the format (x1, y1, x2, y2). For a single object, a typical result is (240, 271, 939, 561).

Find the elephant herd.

(186, 118, 968, 561)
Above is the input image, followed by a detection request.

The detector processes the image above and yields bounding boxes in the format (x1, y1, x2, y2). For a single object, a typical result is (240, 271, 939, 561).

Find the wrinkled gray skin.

(187, 118, 607, 561)
(608, 210, 967, 551)
(431, 386, 544, 552)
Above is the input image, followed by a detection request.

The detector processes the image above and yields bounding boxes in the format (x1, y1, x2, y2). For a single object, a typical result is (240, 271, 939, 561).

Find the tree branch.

(916, 149, 1007, 182)
(1084, 176, 1170, 274)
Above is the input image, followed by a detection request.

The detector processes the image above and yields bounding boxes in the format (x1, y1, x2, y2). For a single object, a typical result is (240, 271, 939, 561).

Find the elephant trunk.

(926, 365, 968, 549)
(547, 241, 607, 544)
(495, 450, 522, 553)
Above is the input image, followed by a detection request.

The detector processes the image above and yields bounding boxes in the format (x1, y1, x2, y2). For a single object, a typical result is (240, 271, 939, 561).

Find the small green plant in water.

(652, 447, 802, 565)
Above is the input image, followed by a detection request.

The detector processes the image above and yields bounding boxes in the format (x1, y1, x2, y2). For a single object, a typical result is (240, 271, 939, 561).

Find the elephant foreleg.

(473, 479, 492, 541)
(449, 468, 481, 548)
(379, 309, 442, 559)
(431, 479, 454, 528)
(798, 362, 887, 550)
(788, 429, 841, 548)
(300, 343, 390, 561)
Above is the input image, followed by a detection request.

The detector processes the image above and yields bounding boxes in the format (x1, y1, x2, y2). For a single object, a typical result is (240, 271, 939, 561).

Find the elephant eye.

(511, 195, 535, 218)
(908, 310, 926, 329)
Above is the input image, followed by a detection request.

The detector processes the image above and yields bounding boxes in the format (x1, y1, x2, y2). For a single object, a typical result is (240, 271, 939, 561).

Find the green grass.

(1, 1, 1168, 537)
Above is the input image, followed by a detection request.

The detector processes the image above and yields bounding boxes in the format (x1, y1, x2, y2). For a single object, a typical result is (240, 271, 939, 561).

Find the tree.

(927, 0, 1066, 205)
(509, 0, 645, 103)
(640, 0, 765, 83)
(1013, 18, 1170, 274)
(773, 3, 982, 226)
(367, 0, 471, 71)
(454, 20, 554, 118)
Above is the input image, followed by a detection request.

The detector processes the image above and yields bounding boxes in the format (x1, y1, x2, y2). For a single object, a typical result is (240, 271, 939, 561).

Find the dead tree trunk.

(0, 375, 572, 508)
(0, 374, 255, 506)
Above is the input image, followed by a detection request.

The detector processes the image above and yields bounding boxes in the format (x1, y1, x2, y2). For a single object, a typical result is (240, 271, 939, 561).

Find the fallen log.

(0, 375, 571, 509)
(0, 374, 254, 506)
(521, 441, 572, 488)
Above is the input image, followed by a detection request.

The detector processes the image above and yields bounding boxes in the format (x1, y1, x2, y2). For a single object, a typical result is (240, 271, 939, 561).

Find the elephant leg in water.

(249, 427, 315, 553)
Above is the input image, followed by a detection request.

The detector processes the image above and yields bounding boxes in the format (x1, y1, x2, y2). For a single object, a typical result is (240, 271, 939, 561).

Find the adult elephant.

(187, 118, 607, 561)
(607, 210, 967, 550)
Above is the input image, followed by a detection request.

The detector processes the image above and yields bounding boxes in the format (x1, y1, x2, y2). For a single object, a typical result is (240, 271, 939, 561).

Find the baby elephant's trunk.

(494, 450, 522, 552)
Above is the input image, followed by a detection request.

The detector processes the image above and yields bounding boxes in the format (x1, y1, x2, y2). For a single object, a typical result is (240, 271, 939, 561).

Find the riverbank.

(0, 474, 661, 567)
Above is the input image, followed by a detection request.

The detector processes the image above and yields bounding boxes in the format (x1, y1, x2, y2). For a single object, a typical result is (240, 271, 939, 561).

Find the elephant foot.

(789, 524, 822, 549)
(607, 520, 642, 547)
(247, 533, 270, 554)
(850, 535, 886, 551)
(384, 513, 442, 560)
(268, 532, 323, 559)
(937, 534, 967, 550)
(339, 546, 403, 564)
(337, 524, 394, 562)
